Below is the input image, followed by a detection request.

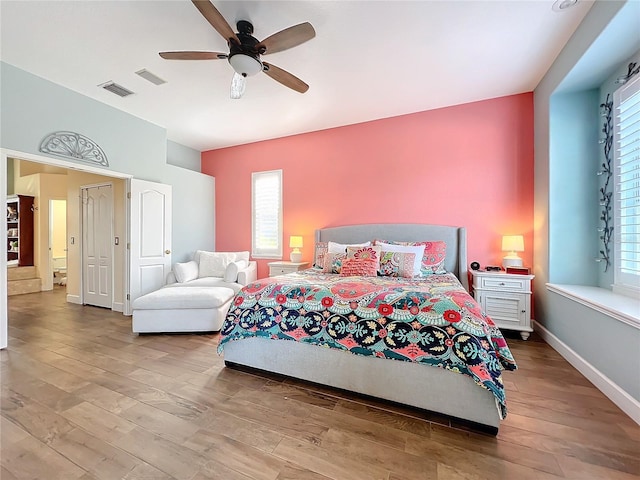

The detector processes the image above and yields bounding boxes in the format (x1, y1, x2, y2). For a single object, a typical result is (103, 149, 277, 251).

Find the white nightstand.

(268, 261, 310, 277)
(471, 270, 535, 340)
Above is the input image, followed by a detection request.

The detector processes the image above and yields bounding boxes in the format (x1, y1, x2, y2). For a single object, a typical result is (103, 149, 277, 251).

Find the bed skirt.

(222, 337, 502, 434)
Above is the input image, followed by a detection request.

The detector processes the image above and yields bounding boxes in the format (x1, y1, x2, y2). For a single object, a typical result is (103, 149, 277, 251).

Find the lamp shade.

(289, 236, 303, 248)
(502, 235, 524, 253)
(289, 236, 303, 262)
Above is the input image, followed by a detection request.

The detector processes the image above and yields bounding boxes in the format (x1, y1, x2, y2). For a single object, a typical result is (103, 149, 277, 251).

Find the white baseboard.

(533, 320, 640, 425)
(112, 302, 124, 313)
(66, 294, 81, 305)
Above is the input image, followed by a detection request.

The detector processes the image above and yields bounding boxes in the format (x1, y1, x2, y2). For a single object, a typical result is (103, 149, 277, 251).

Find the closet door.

(82, 185, 113, 308)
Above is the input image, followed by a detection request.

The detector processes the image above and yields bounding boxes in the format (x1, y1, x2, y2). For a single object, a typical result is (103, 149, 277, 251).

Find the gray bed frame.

(223, 224, 502, 433)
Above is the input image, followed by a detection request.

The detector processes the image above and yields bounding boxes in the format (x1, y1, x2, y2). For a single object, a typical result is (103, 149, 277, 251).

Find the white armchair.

(165, 250, 257, 292)
(132, 250, 257, 334)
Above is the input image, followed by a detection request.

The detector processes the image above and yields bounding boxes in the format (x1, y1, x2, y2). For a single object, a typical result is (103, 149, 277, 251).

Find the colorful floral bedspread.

(218, 270, 517, 417)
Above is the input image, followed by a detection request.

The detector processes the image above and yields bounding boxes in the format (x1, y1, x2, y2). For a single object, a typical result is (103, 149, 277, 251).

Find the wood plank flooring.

(2, 286, 639, 479)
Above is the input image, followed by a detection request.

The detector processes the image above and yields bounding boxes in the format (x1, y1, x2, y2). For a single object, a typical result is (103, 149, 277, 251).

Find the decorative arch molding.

(39, 131, 109, 167)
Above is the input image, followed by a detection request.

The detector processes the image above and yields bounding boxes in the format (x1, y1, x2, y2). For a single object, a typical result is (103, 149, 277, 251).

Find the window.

(252, 170, 283, 258)
(613, 74, 640, 298)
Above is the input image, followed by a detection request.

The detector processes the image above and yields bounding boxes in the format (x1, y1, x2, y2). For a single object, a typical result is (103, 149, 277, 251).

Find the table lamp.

(289, 235, 303, 262)
(502, 235, 524, 268)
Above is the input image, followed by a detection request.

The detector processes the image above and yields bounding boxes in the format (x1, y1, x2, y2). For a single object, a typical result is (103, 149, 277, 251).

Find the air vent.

(135, 68, 167, 85)
(99, 81, 135, 97)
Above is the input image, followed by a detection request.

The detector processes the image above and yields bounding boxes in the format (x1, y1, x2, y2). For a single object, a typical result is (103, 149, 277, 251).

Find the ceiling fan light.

(229, 53, 262, 77)
(230, 72, 247, 99)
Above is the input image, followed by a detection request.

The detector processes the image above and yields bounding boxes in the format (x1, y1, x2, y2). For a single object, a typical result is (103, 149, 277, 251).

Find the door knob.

(165, 249, 171, 254)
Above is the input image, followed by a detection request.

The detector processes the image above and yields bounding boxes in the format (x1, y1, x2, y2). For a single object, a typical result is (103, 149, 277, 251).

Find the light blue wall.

(597, 50, 640, 288)
(167, 140, 201, 172)
(163, 165, 215, 263)
(1, 61, 215, 262)
(0, 62, 165, 178)
(534, 0, 640, 403)
(549, 90, 600, 285)
(548, 291, 640, 400)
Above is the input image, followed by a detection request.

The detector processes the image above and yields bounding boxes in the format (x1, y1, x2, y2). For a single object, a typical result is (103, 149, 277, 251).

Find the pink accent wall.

(202, 93, 534, 279)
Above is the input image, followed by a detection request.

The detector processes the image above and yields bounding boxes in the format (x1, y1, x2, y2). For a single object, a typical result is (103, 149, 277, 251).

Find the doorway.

(49, 199, 67, 287)
(2, 148, 132, 349)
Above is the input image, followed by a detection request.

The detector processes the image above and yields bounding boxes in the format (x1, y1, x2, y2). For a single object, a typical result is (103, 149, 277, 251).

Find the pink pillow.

(340, 258, 378, 277)
(347, 245, 381, 271)
(313, 242, 328, 269)
(379, 252, 416, 278)
(374, 240, 446, 275)
(323, 252, 346, 273)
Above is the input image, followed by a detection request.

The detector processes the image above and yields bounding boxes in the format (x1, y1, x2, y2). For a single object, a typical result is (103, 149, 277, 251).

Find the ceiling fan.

(159, 0, 316, 99)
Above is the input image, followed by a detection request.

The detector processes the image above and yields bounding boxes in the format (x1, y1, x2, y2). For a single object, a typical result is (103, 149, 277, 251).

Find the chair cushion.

(132, 287, 235, 310)
(164, 277, 244, 293)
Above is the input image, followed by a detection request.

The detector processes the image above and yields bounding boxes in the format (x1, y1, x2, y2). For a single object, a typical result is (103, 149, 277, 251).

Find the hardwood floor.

(2, 287, 639, 480)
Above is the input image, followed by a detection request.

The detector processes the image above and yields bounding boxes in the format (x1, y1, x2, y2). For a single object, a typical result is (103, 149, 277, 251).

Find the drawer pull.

(499, 282, 505, 286)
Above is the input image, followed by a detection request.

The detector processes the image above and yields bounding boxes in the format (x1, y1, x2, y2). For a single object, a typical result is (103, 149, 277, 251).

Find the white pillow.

(198, 251, 237, 278)
(223, 260, 249, 283)
(377, 243, 425, 276)
(234, 251, 250, 263)
(328, 241, 371, 254)
(173, 260, 199, 283)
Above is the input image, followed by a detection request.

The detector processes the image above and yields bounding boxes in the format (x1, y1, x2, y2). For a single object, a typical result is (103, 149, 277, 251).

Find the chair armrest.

(237, 261, 257, 285)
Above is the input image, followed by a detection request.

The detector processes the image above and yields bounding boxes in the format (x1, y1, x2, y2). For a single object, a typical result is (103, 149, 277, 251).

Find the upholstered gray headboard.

(315, 223, 469, 291)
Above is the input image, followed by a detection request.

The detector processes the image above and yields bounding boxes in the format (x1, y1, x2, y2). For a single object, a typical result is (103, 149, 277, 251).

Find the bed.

(219, 224, 516, 434)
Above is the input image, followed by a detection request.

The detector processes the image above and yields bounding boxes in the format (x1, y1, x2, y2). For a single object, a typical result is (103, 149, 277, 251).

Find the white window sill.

(546, 283, 640, 330)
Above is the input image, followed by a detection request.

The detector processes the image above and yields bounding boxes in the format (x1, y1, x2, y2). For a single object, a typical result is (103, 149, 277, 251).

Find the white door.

(127, 179, 172, 314)
(82, 185, 113, 308)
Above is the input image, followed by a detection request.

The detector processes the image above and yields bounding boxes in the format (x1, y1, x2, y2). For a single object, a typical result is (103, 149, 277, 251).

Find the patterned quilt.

(218, 270, 517, 417)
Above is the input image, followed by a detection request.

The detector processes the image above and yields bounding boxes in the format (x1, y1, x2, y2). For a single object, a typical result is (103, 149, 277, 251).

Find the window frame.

(613, 74, 640, 299)
(251, 169, 283, 259)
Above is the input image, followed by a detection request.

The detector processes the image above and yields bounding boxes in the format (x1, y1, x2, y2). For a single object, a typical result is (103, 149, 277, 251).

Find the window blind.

(614, 74, 640, 296)
(252, 170, 283, 258)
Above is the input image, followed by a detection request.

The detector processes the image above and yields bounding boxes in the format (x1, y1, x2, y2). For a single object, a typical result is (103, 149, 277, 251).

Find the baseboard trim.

(112, 302, 124, 313)
(66, 294, 81, 305)
(533, 320, 640, 425)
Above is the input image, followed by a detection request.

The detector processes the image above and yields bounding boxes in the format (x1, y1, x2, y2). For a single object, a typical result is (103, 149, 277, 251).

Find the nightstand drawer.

(271, 265, 296, 275)
(268, 261, 310, 277)
(478, 276, 528, 292)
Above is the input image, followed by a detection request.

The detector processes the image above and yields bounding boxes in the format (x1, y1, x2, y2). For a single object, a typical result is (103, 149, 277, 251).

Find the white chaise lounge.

(132, 250, 256, 333)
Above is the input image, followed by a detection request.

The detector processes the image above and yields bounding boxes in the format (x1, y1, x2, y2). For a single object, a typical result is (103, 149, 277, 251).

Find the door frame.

(1, 148, 132, 349)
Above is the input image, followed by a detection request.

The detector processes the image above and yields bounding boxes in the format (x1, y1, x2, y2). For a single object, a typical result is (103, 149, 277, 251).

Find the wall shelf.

(6, 195, 35, 267)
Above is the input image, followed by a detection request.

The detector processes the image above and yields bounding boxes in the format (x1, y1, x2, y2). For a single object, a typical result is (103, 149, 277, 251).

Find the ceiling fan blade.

(191, 0, 239, 45)
(263, 62, 309, 93)
(159, 51, 228, 60)
(257, 22, 315, 55)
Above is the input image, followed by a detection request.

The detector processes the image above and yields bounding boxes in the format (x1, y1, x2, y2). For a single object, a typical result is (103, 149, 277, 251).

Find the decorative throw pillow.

(340, 258, 378, 277)
(233, 251, 251, 263)
(198, 251, 236, 278)
(322, 252, 347, 274)
(346, 245, 381, 271)
(223, 260, 249, 283)
(327, 240, 371, 254)
(374, 242, 425, 276)
(313, 242, 328, 268)
(375, 240, 447, 275)
(378, 252, 416, 278)
(173, 260, 199, 283)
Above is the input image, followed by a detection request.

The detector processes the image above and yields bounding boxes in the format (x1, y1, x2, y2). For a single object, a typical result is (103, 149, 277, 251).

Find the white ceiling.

(0, 0, 595, 152)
